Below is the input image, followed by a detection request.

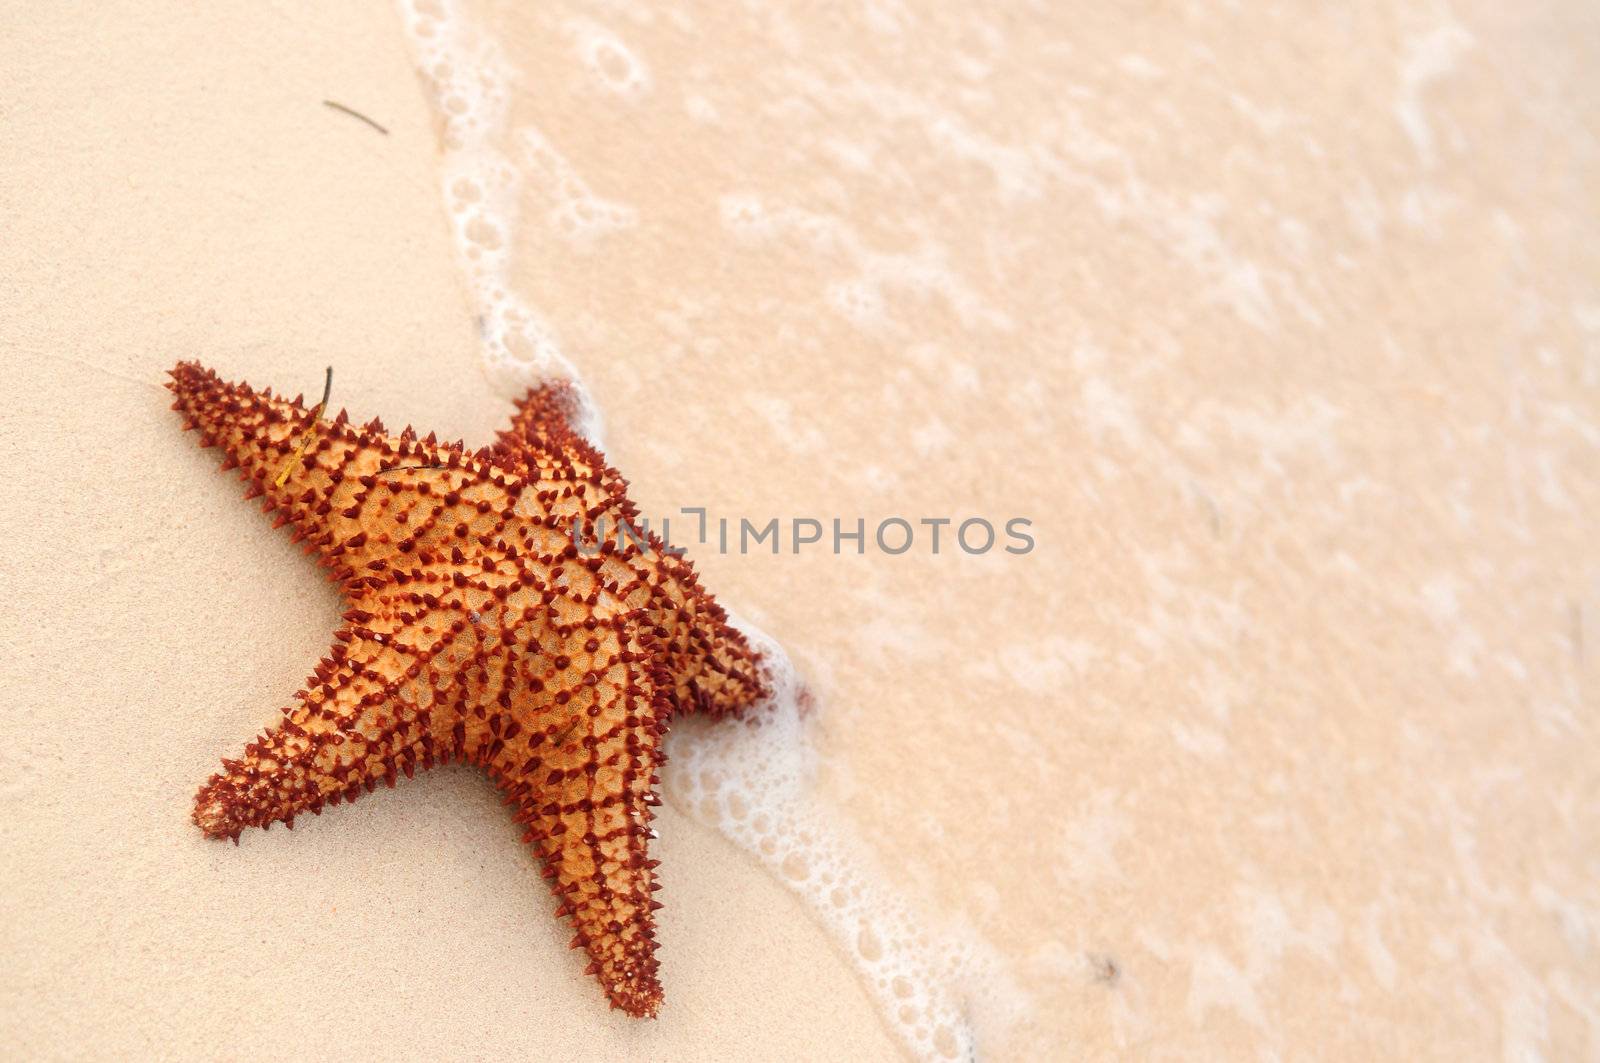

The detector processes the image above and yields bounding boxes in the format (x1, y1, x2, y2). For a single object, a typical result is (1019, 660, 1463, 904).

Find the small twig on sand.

(322, 100, 389, 136)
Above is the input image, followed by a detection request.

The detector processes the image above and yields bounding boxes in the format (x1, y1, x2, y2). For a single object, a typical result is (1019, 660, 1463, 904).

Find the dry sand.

(4, 2, 1600, 1060)
(1, 6, 894, 1060)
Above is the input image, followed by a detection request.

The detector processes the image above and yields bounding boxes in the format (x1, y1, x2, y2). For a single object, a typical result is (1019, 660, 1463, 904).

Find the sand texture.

(4, 2, 1599, 1060)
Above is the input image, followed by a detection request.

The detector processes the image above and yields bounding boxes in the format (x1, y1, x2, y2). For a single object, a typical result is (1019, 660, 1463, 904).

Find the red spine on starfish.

(167, 361, 767, 1017)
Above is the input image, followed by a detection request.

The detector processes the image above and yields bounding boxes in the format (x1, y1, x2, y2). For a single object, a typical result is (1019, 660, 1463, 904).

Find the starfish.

(166, 361, 767, 1017)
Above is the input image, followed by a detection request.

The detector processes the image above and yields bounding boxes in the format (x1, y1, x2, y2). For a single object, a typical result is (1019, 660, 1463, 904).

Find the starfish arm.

(486, 616, 669, 1017)
(167, 361, 370, 560)
(490, 383, 768, 718)
(192, 628, 446, 840)
(649, 560, 768, 719)
(168, 361, 538, 592)
(492, 380, 589, 460)
(488, 381, 641, 530)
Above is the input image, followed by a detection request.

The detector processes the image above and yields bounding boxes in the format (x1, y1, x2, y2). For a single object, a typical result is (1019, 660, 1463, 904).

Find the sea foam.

(397, 3, 1014, 1056)
(398, 0, 604, 445)
(663, 615, 1026, 1059)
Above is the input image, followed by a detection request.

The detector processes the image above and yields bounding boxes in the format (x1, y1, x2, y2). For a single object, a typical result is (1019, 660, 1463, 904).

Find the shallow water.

(397, 1, 1600, 1057)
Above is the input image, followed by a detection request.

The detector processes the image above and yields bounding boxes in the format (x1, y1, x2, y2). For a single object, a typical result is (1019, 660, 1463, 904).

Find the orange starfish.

(167, 361, 767, 1017)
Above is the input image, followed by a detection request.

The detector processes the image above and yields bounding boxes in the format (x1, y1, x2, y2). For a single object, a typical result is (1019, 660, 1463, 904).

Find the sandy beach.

(4, 2, 1599, 1059)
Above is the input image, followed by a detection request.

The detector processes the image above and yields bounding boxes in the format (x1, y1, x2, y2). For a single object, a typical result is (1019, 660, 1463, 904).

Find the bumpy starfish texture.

(167, 361, 767, 1017)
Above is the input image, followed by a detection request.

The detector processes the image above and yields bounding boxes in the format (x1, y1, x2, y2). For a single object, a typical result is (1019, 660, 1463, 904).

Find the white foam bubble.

(515, 126, 638, 247)
(665, 616, 1025, 1061)
(565, 18, 652, 101)
(717, 193, 1012, 333)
